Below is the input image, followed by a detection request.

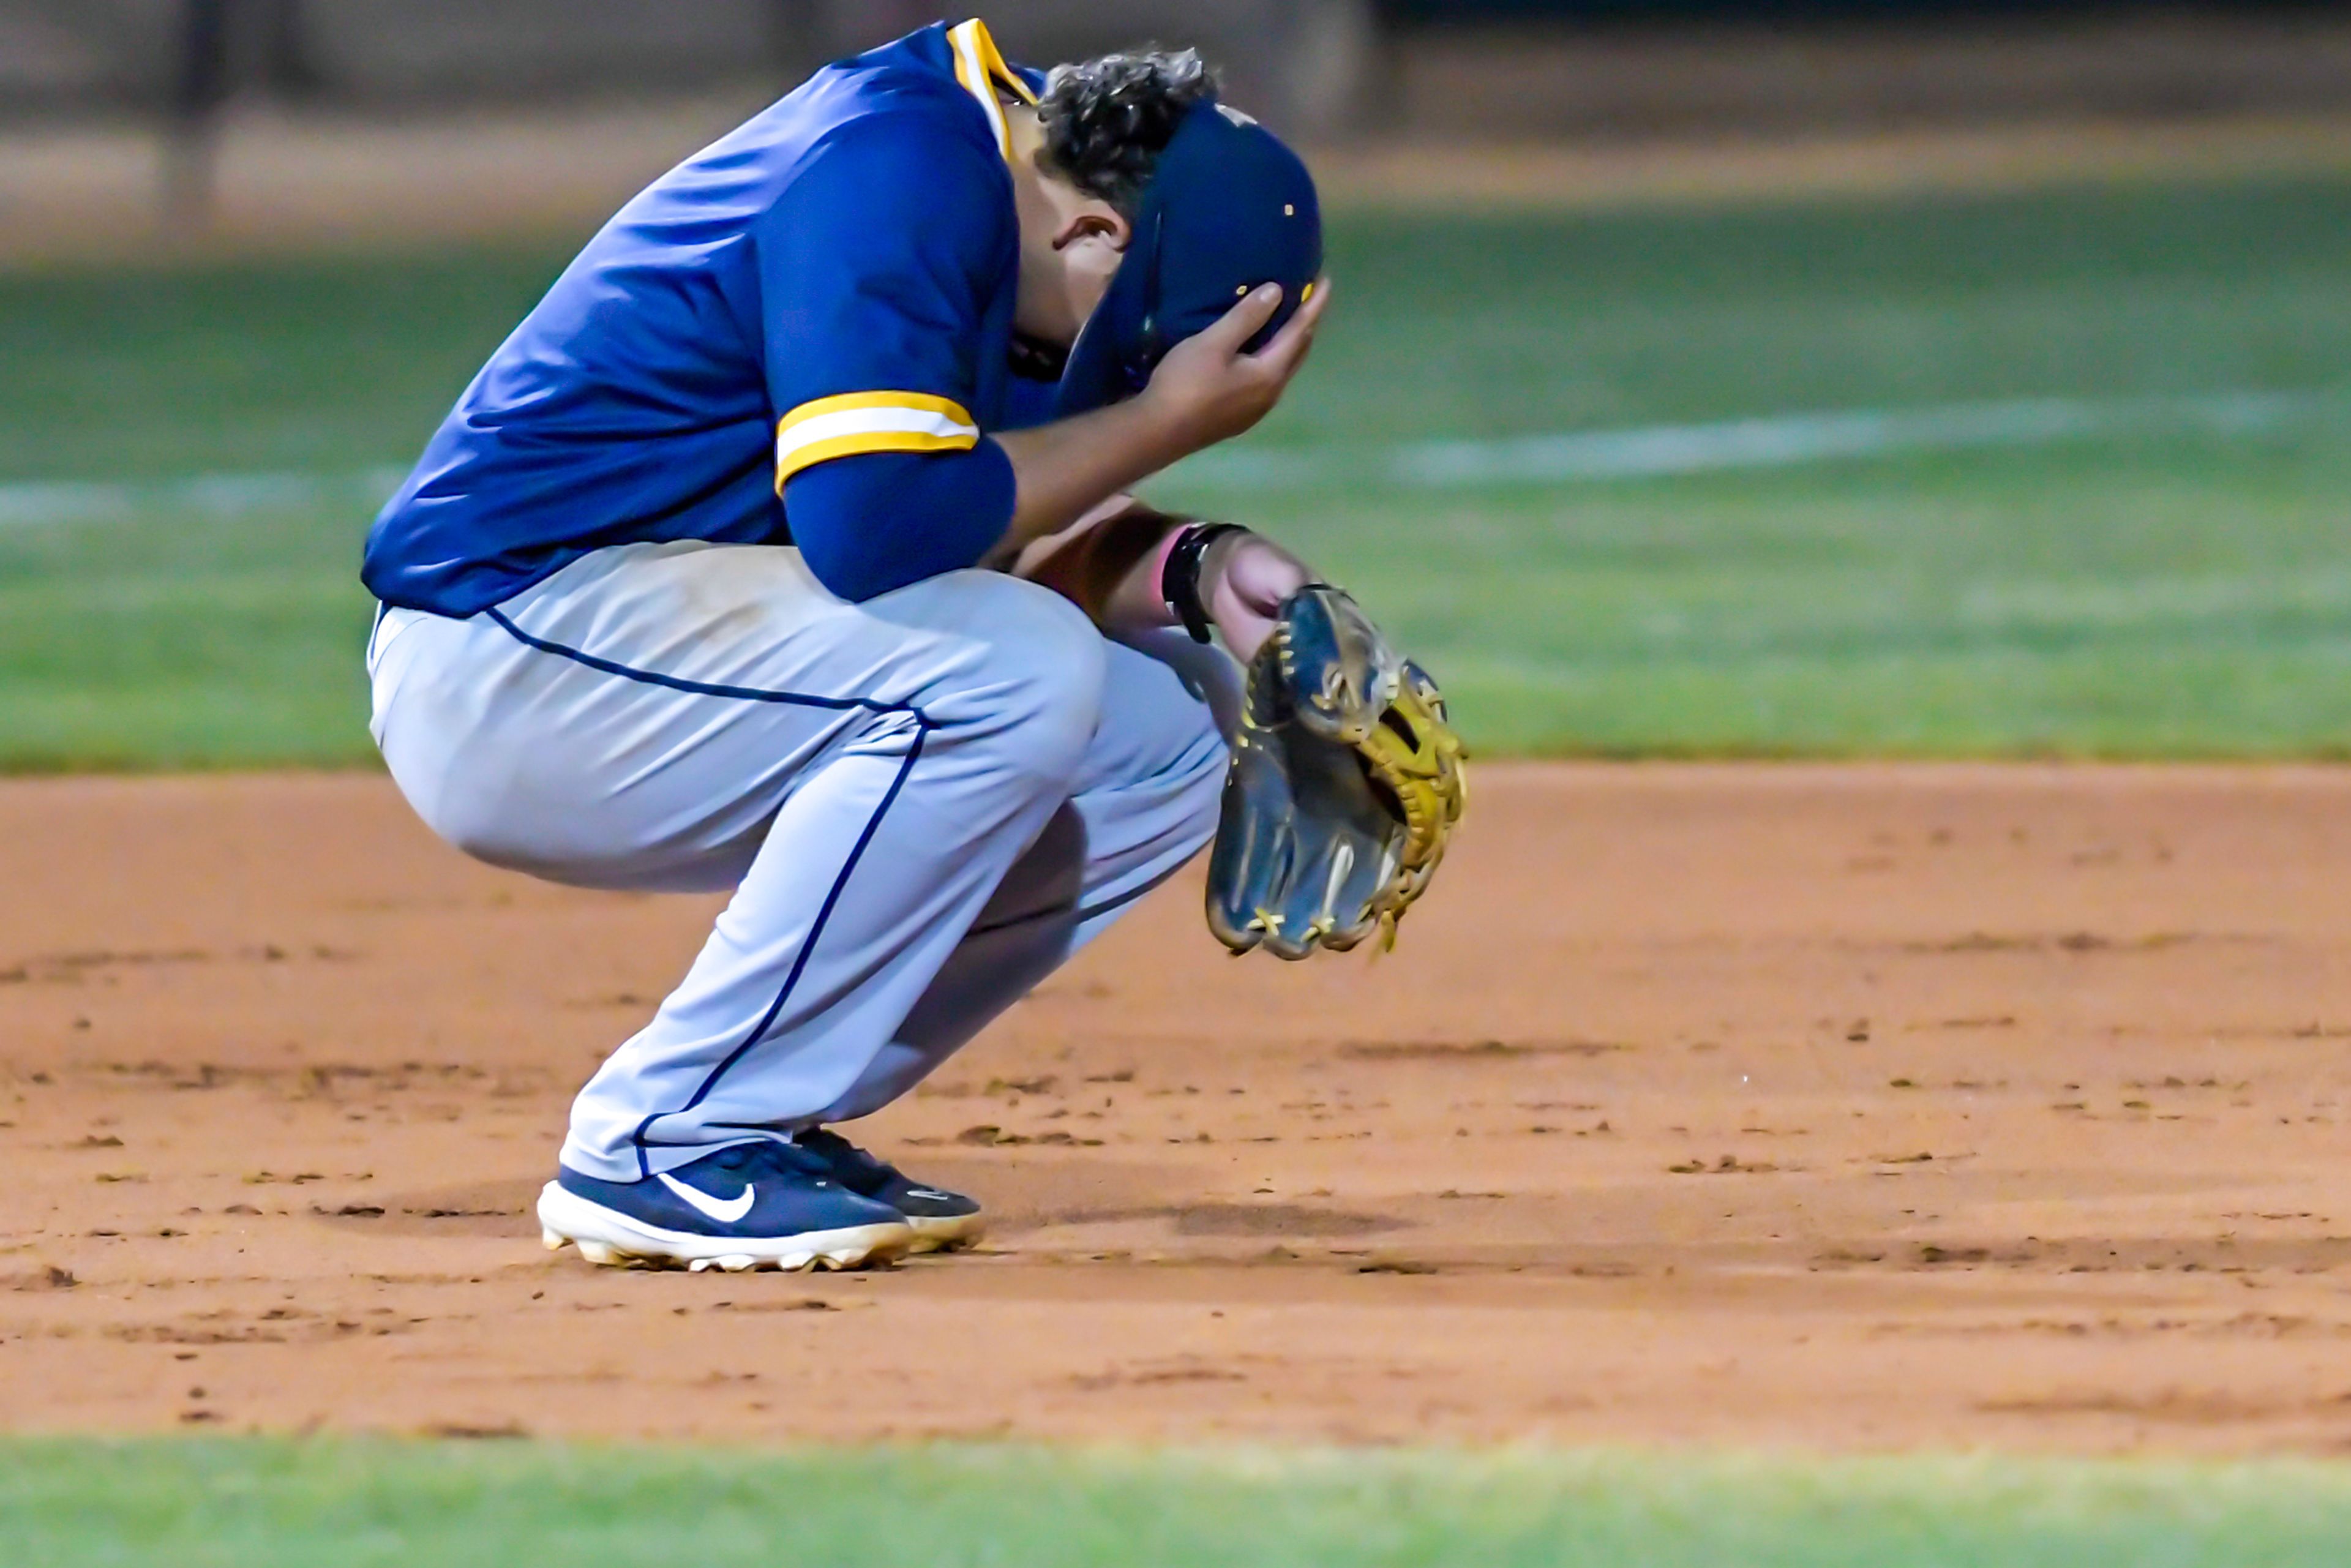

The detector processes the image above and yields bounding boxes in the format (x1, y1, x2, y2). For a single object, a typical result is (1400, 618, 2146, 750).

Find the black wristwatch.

(1161, 522, 1248, 644)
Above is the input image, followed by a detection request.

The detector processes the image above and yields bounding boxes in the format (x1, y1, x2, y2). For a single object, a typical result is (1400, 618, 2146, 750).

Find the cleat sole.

(535, 1182, 912, 1274)
(904, 1212, 986, 1254)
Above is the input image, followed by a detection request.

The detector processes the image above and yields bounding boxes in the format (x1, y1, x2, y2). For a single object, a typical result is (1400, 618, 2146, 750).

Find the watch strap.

(1160, 522, 1248, 645)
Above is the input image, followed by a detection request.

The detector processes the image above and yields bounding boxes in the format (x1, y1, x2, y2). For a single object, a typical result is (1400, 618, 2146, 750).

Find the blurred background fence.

(7, 2, 2350, 136)
(9, 1, 2350, 253)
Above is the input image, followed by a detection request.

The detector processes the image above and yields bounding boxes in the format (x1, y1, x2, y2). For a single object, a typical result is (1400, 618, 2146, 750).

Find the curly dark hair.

(1038, 49, 1220, 219)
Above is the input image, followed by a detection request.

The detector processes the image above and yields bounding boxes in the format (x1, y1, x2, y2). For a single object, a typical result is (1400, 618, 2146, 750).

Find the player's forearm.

(1013, 499, 1319, 661)
(992, 396, 1196, 552)
(1013, 498, 1191, 631)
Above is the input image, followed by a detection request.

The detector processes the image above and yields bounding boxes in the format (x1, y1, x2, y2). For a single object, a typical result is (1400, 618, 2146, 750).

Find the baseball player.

(363, 18, 1457, 1275)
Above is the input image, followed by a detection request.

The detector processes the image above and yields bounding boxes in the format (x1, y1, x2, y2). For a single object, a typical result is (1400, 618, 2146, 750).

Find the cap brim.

(1052, 221, 1158, 419)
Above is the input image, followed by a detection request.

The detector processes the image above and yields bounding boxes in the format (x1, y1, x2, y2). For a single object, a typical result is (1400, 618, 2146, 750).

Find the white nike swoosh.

(656, 1171, 755, 1224)
(903, 1188, 957, 1202)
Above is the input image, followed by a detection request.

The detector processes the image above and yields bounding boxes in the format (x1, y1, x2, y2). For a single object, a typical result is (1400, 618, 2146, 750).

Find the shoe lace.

(794, 1127, 898, 1184)
(708, 1139, 831, 1181)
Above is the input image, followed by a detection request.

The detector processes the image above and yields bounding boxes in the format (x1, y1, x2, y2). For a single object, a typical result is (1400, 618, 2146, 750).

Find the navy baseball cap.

(1054, 99, 1322, 417)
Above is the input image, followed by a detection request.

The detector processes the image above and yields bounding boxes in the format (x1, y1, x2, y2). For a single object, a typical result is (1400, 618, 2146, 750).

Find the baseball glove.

(1206, 585, 1466, 958)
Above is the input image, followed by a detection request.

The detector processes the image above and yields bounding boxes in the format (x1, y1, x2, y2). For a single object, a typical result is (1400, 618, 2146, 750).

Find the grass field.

(2, 173, 2348, 767)
(9, 1439, 2351, 1567)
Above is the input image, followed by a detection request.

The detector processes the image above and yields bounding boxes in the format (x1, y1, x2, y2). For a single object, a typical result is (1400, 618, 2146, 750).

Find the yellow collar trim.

(948, 18, 1035, 162)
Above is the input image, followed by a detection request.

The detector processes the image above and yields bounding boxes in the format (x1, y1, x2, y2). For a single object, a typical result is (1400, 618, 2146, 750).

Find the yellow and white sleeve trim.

(773, 392, 980, 490)
(948, 18, 1037, 160)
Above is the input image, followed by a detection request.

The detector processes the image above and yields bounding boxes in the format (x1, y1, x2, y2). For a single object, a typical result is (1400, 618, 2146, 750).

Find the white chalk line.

(1177, 386, 2350, 489)
(0, 464, 411, 528)
(1, 388, 2344, 527)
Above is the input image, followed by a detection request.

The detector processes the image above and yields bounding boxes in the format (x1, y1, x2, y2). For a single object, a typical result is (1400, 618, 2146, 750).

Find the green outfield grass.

(9, 1439, 2351, 1567)
(2, 174, 2348, 768)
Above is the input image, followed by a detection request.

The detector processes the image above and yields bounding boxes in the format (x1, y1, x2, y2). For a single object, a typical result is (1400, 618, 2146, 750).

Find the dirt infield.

(4, 765, 2350, 1452)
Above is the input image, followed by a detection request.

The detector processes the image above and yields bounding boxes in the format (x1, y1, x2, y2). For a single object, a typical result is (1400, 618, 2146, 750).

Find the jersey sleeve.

(753, 114, 1015, 492)
(784, 443, 1014, 601)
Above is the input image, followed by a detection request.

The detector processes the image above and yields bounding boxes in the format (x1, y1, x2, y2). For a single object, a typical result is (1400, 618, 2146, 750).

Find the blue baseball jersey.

(362, 18, 1051, 617)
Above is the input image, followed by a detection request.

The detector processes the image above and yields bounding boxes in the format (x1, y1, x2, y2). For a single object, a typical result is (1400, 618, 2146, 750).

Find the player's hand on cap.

(1141, 277, 1330, 456)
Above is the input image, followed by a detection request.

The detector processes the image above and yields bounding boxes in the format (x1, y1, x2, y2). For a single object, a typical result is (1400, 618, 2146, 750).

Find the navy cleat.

(796, 1127, 985, 1253)
(538, 1140, 913, 1272)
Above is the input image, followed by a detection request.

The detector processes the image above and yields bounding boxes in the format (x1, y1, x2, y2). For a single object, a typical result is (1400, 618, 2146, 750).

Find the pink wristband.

(1144, 523, 1189, 626)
